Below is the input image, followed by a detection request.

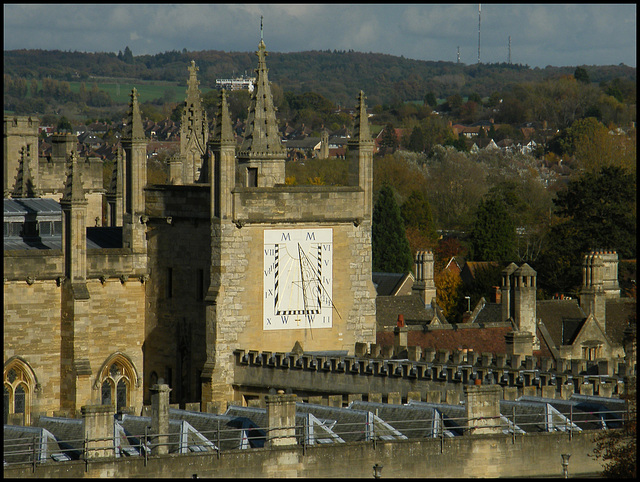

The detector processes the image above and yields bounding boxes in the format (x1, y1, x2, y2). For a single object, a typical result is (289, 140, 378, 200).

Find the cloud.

(3, 4, 636, 67)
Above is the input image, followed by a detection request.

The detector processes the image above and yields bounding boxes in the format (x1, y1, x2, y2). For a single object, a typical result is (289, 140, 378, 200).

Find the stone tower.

(179, 60, 209, 184)
(59, 150, 92, 415)
(412, 250, 436, 307)
(580, 251, 607, 328)
(4, 115, 39, 197)
(199, 38, 377, 406)
(121, 88, 148, 252)
(236, 38, 286, 187)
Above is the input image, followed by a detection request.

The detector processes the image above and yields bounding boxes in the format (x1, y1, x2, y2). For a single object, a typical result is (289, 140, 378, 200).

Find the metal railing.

(3, 407, 634, 469)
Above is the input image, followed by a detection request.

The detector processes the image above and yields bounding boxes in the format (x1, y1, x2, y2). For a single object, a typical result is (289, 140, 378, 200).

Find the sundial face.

(263, 228, 333, 330)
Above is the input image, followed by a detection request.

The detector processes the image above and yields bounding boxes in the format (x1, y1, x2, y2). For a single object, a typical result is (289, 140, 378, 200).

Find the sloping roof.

(168, 409, 247, 452)
(283, 137, 321, 150)
(348, 401, 439, 439)
(4, 227, 123, 251)
(34, 417, 84, 460)
(535, 299, 586, 348)
(377, 325, 513, 354)
(3, 425, 67, 464)
(604, 298, 636, 345)
(4, 198, 62, 217)
(372, 272, 413, 296)
(294, 403, 373, 442)
(472, 302, 502, 325)
(376, 295, 434, 329)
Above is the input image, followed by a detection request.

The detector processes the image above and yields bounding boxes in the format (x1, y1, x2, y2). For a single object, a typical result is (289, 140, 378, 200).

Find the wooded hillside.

(4, 48, 636, 107)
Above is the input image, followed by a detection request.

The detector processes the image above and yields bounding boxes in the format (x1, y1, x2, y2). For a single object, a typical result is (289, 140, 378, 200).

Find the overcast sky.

(4, 4, 636, 68)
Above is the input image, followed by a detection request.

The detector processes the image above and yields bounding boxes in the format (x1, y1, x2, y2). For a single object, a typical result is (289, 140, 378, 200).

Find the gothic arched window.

(4, 359, 37, 425)
(95, 354, 138, 413)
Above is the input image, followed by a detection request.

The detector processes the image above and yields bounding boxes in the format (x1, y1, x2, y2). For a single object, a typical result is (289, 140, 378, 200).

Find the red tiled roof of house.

(377, 325, 513, 354)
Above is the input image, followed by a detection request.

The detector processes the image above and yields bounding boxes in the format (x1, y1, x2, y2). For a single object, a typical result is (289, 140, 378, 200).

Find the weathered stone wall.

(4, 115, 39, 194)
(232, 186, 365, 223)
(3, 279, 63, 416)
(144, 186, 210, 406)
(39, 159, 105, 226)
(84, 279, 145, 413)
(3, 430, 606, 478)
(4, 250, 64, 280)
(3, 278, 146, 417)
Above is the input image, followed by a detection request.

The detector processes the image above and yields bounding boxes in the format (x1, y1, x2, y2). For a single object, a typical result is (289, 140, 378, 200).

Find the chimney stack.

(412, 251, 436, 307)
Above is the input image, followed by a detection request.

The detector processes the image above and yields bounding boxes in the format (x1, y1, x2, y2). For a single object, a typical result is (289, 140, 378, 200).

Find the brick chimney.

(493, 286, 501, 304)
(394, 314, 408, 354)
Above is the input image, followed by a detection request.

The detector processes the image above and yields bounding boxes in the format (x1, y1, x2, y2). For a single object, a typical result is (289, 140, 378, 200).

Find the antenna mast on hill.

(478, 4, 481, 64)
(508, 36, 511, 64)
(457, 46, 460, 64)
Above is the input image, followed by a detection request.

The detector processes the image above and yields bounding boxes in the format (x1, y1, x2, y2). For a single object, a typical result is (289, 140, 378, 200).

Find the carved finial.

(61, 150, 86, 203)
(124, 88, 145, 140)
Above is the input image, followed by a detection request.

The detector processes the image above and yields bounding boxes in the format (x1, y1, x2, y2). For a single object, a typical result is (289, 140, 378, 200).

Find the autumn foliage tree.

(592, 376, 636, 478)
(435, 268, 462, 321)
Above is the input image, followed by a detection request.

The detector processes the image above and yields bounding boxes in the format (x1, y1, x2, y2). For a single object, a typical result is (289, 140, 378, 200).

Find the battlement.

(233, 345, 627, 400)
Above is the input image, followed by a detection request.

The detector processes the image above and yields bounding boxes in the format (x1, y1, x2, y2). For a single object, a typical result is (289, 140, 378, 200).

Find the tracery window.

(4, 359, 36, 425)
(96, 354, 138, 413)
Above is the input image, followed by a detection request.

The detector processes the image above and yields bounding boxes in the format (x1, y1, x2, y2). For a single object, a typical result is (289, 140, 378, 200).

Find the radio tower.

(457, 46, 460, 64)
(508, 36, 511, 64)
(477, 4, 481, 64)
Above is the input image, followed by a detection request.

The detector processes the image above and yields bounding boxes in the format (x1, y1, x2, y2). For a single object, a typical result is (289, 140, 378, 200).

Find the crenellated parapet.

(233, 344, 628, 400)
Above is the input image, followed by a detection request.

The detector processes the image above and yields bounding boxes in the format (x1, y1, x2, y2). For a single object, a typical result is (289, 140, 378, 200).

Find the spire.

(123, 88, 145, 140)
(12, 146, 38, 198)
(211, 89, 234, 144)
(61, 151, 86, 203)
(237, 37, 285, 158)
(180, 60, 208, 182)
(353, 90, 372, 142)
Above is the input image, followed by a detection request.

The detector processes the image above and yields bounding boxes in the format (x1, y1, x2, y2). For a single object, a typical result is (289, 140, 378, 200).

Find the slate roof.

(294, 403, 386, 442)
(604, 298, 636, 345)
(536, 298, 634, 348)
(118, 415, 193, 454)
(282, 137, 321, 150)
(536, 299, 586, 348)
(517, 395, 624, 430)
(376, 295, 434, 329)
(348, 401, 441, 439)
(405, 401, 466, 435)
(168, 408, 248, 451)
(4, 227, 123, 251)
(4, 198, 62, 217)
(472, 302, 502, 325)
(372, 272, 412, 296)
(3, 425, 67, 465)
(34, 417, 84, 460)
